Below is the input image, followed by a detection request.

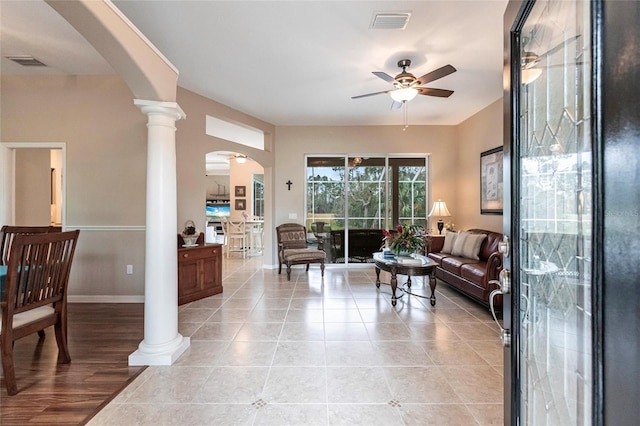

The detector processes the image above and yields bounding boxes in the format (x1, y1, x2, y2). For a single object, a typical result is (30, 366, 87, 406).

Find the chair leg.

(321, 262, 325, 277)
(306, 264, 310, 271)
(286, 264, 292, 281)
(54, 310, 71, 364)
(2, 335, 18, 395)
(37, 329, 46, 338)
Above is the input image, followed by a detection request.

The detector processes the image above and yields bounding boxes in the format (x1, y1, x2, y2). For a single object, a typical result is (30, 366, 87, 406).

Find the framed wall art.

(234, 185, 246, 197)
(235, 199, 246, 211)
(480, 146, 504, 215)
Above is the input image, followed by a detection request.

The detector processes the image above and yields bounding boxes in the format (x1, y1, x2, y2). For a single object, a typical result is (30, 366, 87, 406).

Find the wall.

(15, 148, 51, 226)
(230, 159, 264, 217)
(2, 75, 149, 299)
(455, 99, 503, 232)
(175, 87, 276, 265)
(273, 125, 459, 234)
(2, 74, 503, 295)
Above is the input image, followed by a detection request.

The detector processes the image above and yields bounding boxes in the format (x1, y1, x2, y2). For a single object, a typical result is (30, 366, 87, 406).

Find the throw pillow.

(441, 231, 458, 254)
(451, 231, 486, 260)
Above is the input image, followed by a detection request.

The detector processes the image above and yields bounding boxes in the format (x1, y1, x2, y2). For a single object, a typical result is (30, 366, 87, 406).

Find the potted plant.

(382, 224, 429, 256)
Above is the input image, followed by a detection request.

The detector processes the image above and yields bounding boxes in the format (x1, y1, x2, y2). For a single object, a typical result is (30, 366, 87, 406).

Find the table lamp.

(429, 200, 452, 235)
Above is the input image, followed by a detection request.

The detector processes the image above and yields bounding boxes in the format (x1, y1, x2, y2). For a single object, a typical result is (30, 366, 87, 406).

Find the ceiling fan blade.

(417, 87, 454, 98)
(414, 64, 456, 86)
(372, 71, 396, 83)
(390, 100, 403, 110)
(351, 90, 391, 99)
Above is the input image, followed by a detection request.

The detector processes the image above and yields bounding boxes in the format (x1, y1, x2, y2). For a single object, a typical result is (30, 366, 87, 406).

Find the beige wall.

(2, 75, 149, 298)
(229, 160, 263, 217)
(15, 148, 51, 226)
(2, 74, 503, 296)
(455, 99, 503, 233)
(273, 125, 459, 232)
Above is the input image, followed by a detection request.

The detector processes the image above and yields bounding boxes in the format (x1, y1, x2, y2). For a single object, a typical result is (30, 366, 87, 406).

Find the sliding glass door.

(306, 155, 429, 264)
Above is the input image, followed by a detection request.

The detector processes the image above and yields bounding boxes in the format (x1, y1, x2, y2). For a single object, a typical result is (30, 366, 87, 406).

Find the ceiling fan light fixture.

(390, 87, 418, 102)
(521, 68, 542, 85)
(235, 154, 247, 164)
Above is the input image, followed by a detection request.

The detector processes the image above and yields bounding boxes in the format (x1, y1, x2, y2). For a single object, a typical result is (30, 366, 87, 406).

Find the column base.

(128, 334, 190, 366)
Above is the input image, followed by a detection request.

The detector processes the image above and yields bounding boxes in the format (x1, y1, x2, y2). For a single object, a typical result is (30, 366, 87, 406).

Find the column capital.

(134, 99, 186, 120)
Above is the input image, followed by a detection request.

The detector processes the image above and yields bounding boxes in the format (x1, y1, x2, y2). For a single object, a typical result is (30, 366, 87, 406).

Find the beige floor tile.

(285, 308, 325, 323)
(365, 322, 413, 341)
(373, 341, 433, 366)
(191, 322, 243, 341)
(420, 340, 489, 366)
(174, 340, 229, 366)
(327, 403, 403, 425)
(324, 322, 369, 341)
(466, 403, 504, 425)
(126, 366, 212, 403)
(326, 367, 393, 403)
(272, 341, 326, 366)
(262, 366, 327, 403)
(323, 309, 362, 323)
(325, 341, 378, 366)
(447, 322, 500, 341)
(280, 321, 325, 341)
(255, 403, 328, 425)
(217, 341, 278, 366)
(442, 366, 504, 403)
(383, 366, 461, 403)
(246, 308, 288, 322)
(97, 257, 508, 424)
(407, 322, 460, 341)
(234, 322, 284, 341)
(193, 366, 269, 403)
(399, 403, 478, 426)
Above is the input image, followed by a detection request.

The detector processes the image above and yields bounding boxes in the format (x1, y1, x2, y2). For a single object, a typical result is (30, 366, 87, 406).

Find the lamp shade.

(428, 200, 451, 217)
(390, 87, 418, 103)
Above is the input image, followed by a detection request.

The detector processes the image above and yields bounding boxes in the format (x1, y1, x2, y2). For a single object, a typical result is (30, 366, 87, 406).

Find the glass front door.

(505, 0, 593, 424)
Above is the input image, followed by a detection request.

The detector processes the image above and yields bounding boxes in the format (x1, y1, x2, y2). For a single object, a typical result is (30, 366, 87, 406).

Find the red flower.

(397, 225, 403, 233)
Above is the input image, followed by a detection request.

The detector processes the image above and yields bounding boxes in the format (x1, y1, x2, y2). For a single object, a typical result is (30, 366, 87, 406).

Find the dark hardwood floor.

(1, 303, 145, 425)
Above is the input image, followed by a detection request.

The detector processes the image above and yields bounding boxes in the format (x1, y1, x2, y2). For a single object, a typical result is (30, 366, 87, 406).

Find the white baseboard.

(68, 295, 145, 303)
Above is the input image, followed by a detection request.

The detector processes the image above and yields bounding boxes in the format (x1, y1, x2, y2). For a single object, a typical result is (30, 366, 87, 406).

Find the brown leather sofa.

(427, 229, 503, 309)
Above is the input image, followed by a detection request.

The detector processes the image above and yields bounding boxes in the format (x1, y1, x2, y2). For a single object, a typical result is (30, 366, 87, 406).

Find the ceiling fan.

(352, 59, 456, 109)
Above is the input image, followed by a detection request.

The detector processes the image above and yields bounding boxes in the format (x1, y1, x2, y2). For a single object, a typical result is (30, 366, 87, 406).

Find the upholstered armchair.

(276, 223, 325, 281)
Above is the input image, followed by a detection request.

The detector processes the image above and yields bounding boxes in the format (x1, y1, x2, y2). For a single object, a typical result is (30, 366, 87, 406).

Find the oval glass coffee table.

(373, 252, 438, 307)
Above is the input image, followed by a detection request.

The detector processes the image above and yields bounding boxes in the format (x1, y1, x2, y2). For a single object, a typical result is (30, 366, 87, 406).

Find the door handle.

(489, 268, 511, 347)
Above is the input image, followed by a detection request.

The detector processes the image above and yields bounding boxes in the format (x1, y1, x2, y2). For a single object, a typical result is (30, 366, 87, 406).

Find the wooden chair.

(1, 226, 60, 339)
(276, 223, 325, 281)
(221, 218, 249, 259)
(0, 226, 55, 266)
(0, 230, 80, 395)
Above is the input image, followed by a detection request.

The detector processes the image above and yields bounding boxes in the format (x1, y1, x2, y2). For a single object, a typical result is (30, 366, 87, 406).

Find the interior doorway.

(0, 142, 66, 228)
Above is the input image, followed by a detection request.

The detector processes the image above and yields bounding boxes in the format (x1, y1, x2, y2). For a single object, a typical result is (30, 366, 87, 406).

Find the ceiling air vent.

(6, 55, 47, 67)
(370, 12, 411, 30)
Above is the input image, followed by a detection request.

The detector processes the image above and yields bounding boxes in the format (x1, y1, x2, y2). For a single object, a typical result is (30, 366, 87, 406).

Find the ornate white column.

(129, 99, 190, 366)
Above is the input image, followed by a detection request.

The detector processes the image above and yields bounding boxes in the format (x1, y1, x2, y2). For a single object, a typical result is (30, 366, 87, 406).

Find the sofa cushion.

(460, 262, 489, 287)
(427, 251, 449, 266)
(451, 232, 486, 260)
(441, 231, 458, 254)
(441, 256, 480, 275)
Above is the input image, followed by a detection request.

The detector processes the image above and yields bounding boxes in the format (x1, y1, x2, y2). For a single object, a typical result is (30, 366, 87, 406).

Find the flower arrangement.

(382, 224, 430, 255)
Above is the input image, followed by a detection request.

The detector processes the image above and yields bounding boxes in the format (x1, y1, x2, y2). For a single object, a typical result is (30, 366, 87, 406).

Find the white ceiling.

(1, 0, 508, 126)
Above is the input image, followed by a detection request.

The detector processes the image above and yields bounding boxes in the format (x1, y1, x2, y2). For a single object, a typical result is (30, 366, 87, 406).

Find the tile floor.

(89, 256, 504, 425)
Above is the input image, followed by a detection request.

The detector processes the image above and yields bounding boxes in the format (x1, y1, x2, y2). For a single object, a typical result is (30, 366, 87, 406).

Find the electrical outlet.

(126, 264, 133, 275)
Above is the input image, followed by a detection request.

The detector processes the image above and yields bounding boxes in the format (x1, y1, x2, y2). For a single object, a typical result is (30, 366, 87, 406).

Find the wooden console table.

(177, 234, 222, 305)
